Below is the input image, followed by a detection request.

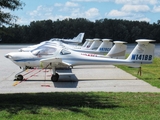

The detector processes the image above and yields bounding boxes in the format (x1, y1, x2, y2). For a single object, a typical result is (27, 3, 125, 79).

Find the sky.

(9, 0, 160, 25)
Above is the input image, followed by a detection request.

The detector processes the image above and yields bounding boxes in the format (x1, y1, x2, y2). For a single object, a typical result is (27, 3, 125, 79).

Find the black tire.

(51, 73, 59, 82)
(17, 74, 23, 81)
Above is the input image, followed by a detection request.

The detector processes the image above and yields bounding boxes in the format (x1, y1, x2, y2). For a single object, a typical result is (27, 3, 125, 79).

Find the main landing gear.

(51, 67, 59, 82)
(51, 73, 59, 82)
(14, 66, 60, 82)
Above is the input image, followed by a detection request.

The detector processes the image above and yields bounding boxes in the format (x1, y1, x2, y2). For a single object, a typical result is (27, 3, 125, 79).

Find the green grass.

(117, 57, 160, 88)
(0, 92, 160, 120)
(1, 58, 160, 119)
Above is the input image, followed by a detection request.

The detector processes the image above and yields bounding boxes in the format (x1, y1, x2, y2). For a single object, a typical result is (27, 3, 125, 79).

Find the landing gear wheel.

(51, 73, 59, 82)
(16, 74, 23, 81)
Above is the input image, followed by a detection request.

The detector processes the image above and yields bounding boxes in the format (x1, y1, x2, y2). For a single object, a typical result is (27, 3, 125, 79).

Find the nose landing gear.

(16, 74, 23, 81)
(14, 68, 26, 81)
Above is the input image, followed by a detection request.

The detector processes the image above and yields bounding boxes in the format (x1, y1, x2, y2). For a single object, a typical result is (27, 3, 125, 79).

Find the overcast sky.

(9, 0, 160, 25)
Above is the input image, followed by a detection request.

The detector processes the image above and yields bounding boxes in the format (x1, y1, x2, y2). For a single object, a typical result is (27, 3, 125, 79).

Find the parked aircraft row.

(5, 33, 156, 82)
(19, 33, 85, 52)
(19, 36, 127, 59)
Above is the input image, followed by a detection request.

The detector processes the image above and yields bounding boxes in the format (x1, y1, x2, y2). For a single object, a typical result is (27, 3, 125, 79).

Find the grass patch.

(117, 57, 160, 88)
(0, 92, 160, 120)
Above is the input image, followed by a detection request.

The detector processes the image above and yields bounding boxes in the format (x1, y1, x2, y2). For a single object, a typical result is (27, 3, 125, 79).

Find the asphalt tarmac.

(0, 45, 160, 93)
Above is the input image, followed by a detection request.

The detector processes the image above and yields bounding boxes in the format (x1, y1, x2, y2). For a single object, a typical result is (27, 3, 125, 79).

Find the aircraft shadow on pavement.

(13, 74, 79, 88)
(53, 74, 78, 88)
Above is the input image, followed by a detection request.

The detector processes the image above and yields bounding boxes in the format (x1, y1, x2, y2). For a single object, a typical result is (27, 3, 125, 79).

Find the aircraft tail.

(88, 38, 102, 50)
(82, 39, 90, 47)
(96, 39, 113, 52)
(85, 39, 94, 48)
(73, 33, 85, 43)
(127, 39, 155, 64)
(106, 41, 127, 59)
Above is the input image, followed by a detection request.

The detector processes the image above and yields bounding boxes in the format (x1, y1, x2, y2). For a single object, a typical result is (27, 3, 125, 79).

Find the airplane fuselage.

(6, 47, 145, 69)
(5, 39, 155, 82)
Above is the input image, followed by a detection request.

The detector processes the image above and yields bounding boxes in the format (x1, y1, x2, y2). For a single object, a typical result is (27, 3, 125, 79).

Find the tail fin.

(73, 33, 85, 43)
(88, 38, 102, 50)
(106, 41, 127, 59)
(127, 39, 155, 63)
(96, 39, 113, 52)
(85, 39, 94, 48)
(82, 39, 90, 47)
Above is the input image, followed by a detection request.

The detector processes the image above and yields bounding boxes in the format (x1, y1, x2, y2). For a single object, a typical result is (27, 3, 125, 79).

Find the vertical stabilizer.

(73, 33, 85, 43)
(96, 39, 113, 52)
(106, 41, 127, 59)
(82, 39, 90, 47)
(85, 39, 94, 48)
(88, 38, 102, 50)
(127, 39, 155, 63)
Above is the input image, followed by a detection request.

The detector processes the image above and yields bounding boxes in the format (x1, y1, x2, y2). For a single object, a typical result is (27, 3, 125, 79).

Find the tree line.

(0, 18, 160, 44)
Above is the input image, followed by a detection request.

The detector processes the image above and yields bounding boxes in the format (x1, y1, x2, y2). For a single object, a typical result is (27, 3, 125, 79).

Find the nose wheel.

(14, 68, 26, 81)
(15, 74, 23, 81)
(51, 73, 59, 82)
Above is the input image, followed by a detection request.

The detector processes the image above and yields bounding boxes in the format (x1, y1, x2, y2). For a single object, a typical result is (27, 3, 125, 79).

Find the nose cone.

(5, 52, 33, 61)
(5, 53, 13, 60)
(5, 53, 12, 59)
(5, 52, 18, 61)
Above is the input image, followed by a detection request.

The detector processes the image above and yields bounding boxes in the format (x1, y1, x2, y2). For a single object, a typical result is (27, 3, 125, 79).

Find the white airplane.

(64, 38, 108, 49)
(19, 33, 84, 52)
(63, 38, 94, 50)
(62, 38, 100, 50)
(19, 37, 114, 56)
(64, 39, 127, 57)
(101, 41, 127, 59)
(64, 38, 113, 55)
(19, 41, 62, 52)
(5, 39, 155, 82)
(59, 32, 85, 45)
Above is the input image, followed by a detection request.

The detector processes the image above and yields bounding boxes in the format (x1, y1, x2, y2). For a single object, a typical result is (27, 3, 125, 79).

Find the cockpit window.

(32, 46, 57, 56)
(60, 49, 71, 55)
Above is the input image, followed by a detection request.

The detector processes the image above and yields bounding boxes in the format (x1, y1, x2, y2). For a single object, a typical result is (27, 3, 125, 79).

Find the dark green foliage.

(0, 0, 25, 26)
(1, 18, 160, 43)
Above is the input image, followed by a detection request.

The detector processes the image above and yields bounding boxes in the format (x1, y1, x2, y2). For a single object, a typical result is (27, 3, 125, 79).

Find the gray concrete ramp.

(0, 47, 160, 93)
(72, 65, 137, 80)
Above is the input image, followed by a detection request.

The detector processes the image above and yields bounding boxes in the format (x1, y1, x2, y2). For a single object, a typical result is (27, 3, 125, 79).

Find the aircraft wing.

(40, 57, 71, 67)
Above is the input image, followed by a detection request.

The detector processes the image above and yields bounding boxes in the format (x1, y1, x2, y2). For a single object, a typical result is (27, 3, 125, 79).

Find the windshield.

(31, 46, 57, 56)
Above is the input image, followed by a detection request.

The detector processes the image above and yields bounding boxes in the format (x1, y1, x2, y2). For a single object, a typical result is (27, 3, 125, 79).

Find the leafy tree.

(0, 0, 24, 26)
(1, 18, 160, 43)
